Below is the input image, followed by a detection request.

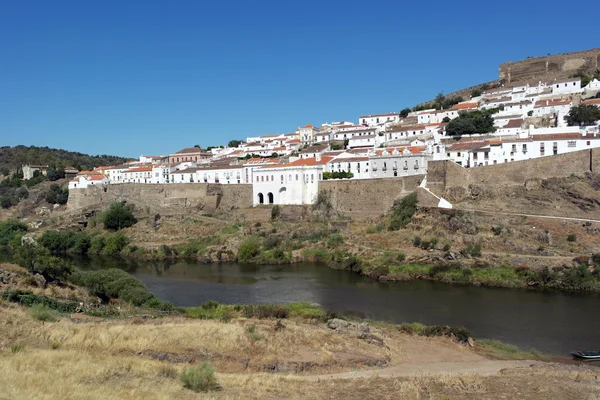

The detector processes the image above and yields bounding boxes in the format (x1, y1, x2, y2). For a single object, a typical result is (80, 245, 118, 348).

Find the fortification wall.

(67, 183, 253, 214)
(499, 48, 600, 84)
(320, 175, 423, 220)
(428, 148, 599, 197)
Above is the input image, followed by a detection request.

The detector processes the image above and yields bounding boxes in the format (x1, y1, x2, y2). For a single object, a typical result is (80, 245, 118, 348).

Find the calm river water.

(69, 257, 600, 356)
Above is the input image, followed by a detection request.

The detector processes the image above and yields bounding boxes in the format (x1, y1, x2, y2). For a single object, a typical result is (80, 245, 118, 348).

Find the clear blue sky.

(1, 0, 598, 157)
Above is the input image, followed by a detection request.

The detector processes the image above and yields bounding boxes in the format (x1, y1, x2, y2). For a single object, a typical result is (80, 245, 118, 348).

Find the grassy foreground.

(1, 262, 598, 399)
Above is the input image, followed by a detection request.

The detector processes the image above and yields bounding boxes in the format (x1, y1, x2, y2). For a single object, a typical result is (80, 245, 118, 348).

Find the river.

(69, 257, 600, 356)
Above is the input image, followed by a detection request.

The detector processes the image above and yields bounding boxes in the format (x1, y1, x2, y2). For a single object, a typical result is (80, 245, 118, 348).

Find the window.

(457, 152, 461, 157)
(414, 160, 419, 169)
(261, 176, 264, 182)
(587, 141, 591, 146)
(271, 175, 274, 181)
(295, 174, 298, 181)
(522, 144, 527, 153)
(311, 174, 314, 183)
(256, 176, 259, 182)
(281, 175, 284, 183)
(567, 141, 576, 148)
(511, 144, 516, 153)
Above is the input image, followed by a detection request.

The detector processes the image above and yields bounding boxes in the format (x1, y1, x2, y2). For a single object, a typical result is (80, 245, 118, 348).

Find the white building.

(332, 127, 378, 141)
(348, 134, 379, 148)
(552, 78, 582, 95)
(359, 113, 400, 127)
(297, 124, 317, 145)
(196, 165, 244, 184)
(325, 156, 370, 179)
(68, 173, 109, 189)
(369, 147, 430, 178)
(584, 79, 600, 92)
(122, 166, 153, 183)
(252, 156, 333, 205)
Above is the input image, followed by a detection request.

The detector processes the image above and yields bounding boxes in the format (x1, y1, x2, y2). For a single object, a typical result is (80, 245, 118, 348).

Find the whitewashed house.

(68, 173, 109, 189)
(552, 78, 582, 95)
(252, 156, 333, 205)
(348, 134, 379, 148)
(584, 79, 600, 92)
(196, 165, 244, 184)
(369, 147, 430, 178)
(297, 124, 317, 145)
(122, 166, 153, 183)
(359, 113, 400, 127)
(151, 164, 173, 184)
(325, 156, 370, 179)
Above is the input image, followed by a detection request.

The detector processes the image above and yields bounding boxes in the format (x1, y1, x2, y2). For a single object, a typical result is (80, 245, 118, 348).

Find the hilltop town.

(59, 54, 600, 209)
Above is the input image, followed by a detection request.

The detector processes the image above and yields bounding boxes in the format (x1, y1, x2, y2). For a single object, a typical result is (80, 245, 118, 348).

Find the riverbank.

(2, 262, 598, 399)
(2, 196, 600, 296)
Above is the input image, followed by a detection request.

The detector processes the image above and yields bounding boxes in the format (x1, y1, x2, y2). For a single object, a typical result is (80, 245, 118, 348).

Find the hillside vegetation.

(0, 145, 132, 172)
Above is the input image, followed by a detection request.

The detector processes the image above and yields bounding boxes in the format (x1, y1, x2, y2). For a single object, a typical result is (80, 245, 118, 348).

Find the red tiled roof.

(503, 119, 524, 129)
(126, 166, 153, 172)
(535, 100, 570, 107)
(582, 99, 600, 105)
(452, 102, 478, 110)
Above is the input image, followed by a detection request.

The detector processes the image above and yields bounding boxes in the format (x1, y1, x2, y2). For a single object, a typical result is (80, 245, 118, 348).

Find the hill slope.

(0, 145, 132, 172)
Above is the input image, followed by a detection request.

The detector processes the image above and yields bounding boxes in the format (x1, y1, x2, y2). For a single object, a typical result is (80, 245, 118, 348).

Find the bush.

(461, 244, 482, 258)
(326, 233, 344, 248)
(237, 237, 261, 263)
(271, 205, 281, 220)
(102, 232, 129, 256)
(13, 244, 74, 282)
(102, 202, 137, 230)
(389, 192, 417, 231)
(71, 268, 153, 305)
(90, 235, 106, 253)
(180, 363, 219, 392)
(242, 304, 289, 319)
(567, 234, 577, 242)
(28, 304, 59, 322)
(39, 230, 76, 255)
(0, 220, 28, 247)
(2, 289, 78, 313)
(413, 236, 421, 247)
(366, 224, 384, 234)
(45, 184, 68, 205)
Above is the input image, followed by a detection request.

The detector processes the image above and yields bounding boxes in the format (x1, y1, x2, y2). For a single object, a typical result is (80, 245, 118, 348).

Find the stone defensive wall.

(67, 175, 425, 221)
(427, 148, 600, 198)
(499, 48, 600, 84)
(320, 175, 424, 220)
(67, 183, 253, 215)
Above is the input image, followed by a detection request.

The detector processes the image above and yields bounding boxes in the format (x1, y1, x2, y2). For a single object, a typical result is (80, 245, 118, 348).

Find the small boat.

(571, 351, 600, 359)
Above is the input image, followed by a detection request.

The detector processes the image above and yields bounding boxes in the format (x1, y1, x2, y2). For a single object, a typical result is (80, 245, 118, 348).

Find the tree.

(46, 167, 65, 181)
(228, 140, 243, 148)
(45, 184, 68, 205)
(564, 104, 600, 126)
(442, 116, 451, 123)
(445, 110, 497, 136)
(471, 88, 482, 97)
(13, 244, 73, 282)
(103, 202, 137, 230)
(399, 108, 411, 118)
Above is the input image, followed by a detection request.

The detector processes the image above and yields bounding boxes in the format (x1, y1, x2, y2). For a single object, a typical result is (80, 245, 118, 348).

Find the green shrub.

(2, 289, 78, 312)
(71, 268, 153, 306)
(39, 230, 76, 255)
(326, 233, 344, 248)
(28, 304, 58, 322)
(102, 202, 137, 230)
(45, 184, 69, 205)
(413, 236, 421, 247)
(0, 220, 28, 247)
(90, 235, 106, 253)
(13, 244, 74, 282)
(271, 205, 281, 220)
(567, 234, 577, 242)
(180, 363, 219, 392)
(71, 232, 91, 255)
(101, 232, 129, 256)
(461, 244, 482, 258)
(388, 192, 418, 231)
(366, 224, 384, 234)
(241, 304, 288, 319)
(237, 237, 261, 263)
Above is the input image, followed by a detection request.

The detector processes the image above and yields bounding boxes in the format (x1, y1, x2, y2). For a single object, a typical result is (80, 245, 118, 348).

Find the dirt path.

(301, 359, 540, 381)
(455, 208, 600, 224)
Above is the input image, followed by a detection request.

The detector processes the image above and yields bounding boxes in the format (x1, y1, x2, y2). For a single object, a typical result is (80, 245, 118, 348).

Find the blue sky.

(0, 0, 598, 157)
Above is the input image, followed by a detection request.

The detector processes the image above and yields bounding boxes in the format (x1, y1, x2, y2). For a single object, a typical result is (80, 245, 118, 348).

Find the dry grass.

(1, 304, 599, 399)
(0, 305, 389, 373)
(1, 348, 598, 400)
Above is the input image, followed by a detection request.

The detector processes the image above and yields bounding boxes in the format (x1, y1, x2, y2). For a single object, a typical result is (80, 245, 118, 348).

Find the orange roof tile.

(452, 102, 478, 110)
